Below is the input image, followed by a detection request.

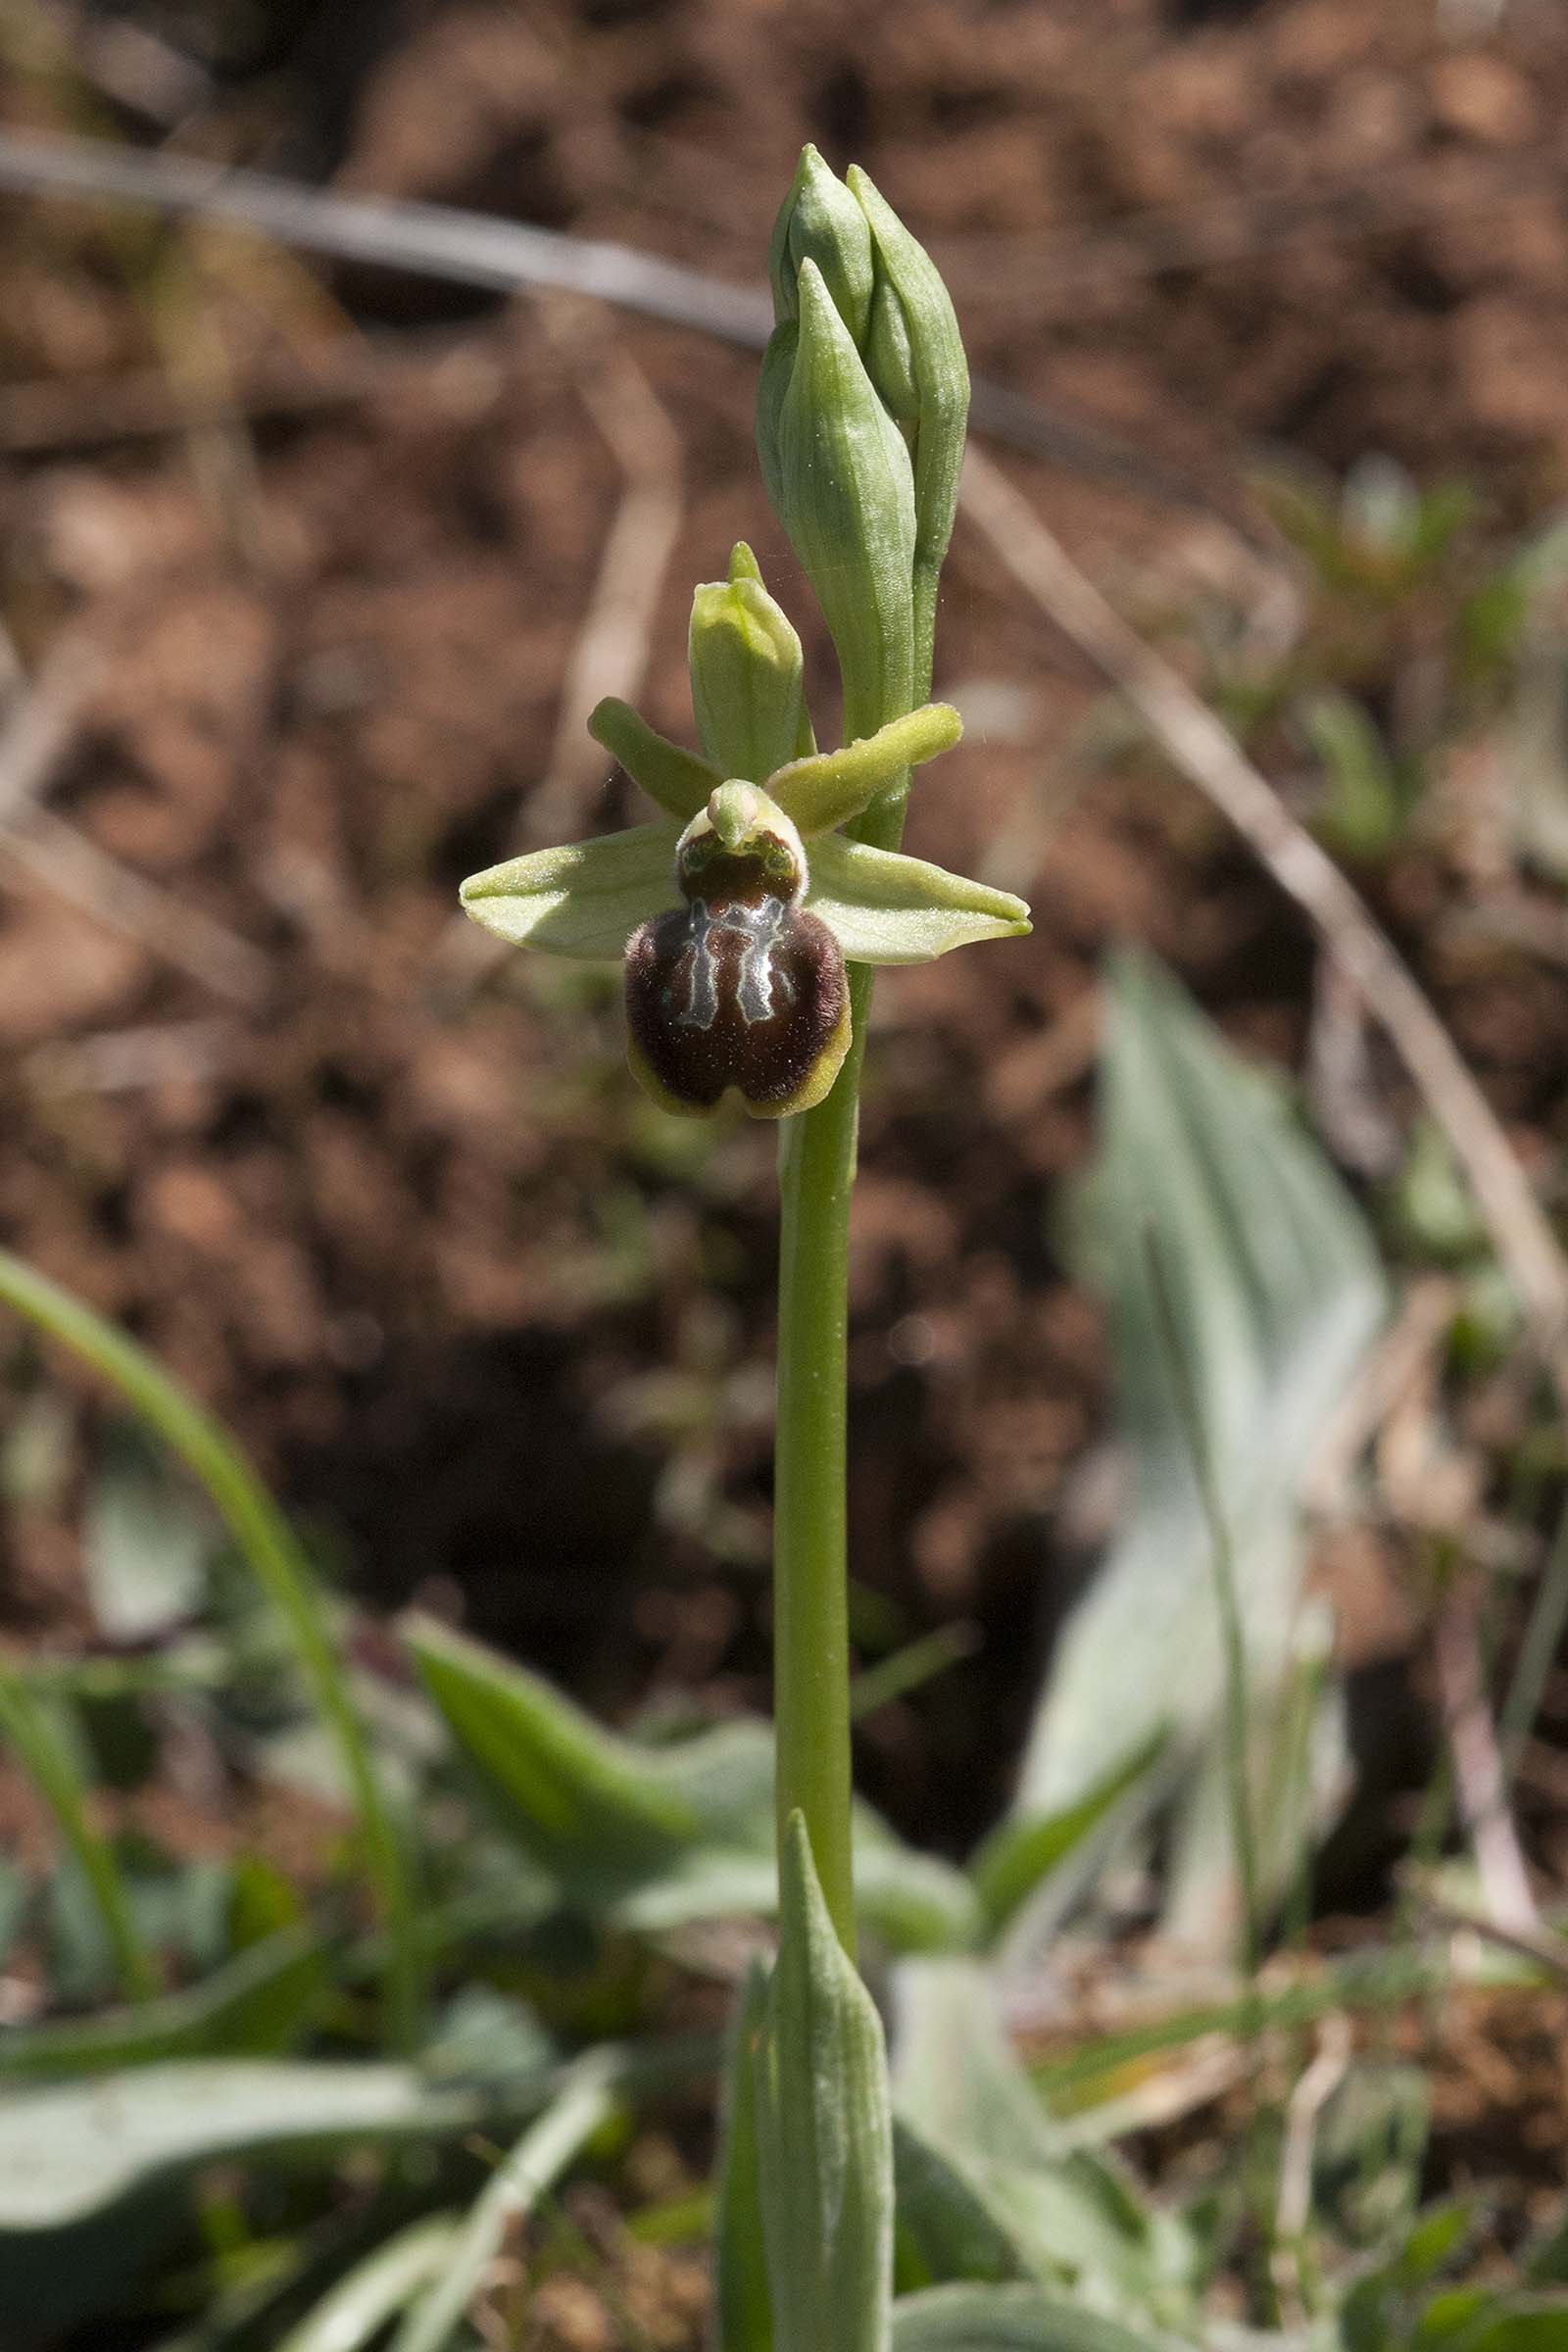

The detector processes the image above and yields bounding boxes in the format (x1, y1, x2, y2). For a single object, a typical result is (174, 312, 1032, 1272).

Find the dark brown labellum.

(624, 858, 849, 1117)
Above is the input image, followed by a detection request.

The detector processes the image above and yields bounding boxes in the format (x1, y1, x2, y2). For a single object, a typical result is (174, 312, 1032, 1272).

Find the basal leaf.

(890, 2283, 1168, 2350)
(1013, 953, 1384, 1862)
(755, 1813, 895, 2352)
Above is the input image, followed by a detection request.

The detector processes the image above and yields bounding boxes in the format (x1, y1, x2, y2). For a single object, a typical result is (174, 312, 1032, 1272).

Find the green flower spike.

(459, 564, 1029, 1121)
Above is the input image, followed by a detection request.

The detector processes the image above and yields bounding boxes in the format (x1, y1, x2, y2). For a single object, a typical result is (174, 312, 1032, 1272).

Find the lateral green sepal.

(588, 698, 719, 823)
(459, 820, 679, 959)
(806, 836, 1030, 964)
(769, 706, 963, 838)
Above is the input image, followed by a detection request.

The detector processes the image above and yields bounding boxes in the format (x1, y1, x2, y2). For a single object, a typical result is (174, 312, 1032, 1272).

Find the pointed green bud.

(688, 544, 814, 784)
(767, 143, 874, 346)
(759, 260, 915, 737)
(849, 166, 970, 592)
(755, 1812, 894, 2352)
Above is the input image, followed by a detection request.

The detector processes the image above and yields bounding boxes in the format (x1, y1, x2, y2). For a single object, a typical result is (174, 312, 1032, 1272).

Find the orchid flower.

(459, 546, 1029, 1119)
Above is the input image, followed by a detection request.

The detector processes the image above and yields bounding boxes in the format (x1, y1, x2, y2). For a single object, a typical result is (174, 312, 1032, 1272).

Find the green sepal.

(769, 705, 962, 838)
(459, 819, 678, 959)
(848, 168, 970, 585)
(759, 262, 915, 735)
(806, 836, 1030, 964)
(756, 1812, 894, 2352)
(767, 144, 874, 346)
(588, 698, 719, 823)
(689, 547, 814, 784)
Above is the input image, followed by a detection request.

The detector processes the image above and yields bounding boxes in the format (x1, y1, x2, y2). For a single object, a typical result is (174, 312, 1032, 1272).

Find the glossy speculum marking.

(625, 822, 850, 1118)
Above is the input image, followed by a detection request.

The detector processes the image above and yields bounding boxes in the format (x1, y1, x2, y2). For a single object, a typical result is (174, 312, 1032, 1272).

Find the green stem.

(773, 1002, 864, 1956)
(771, 658, 917, 1958)
(0, 1662, 159, 2002)
(0, 1248, 423, 2049)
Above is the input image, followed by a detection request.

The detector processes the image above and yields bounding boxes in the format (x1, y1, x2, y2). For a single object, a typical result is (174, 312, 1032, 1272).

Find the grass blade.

(387, 2054, 619, 2352)
(0, 1248, 422, 2048)
(0, 1665, 157, 2002)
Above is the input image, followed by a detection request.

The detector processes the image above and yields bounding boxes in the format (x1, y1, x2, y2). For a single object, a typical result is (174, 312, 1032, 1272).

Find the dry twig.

(435, 327, 683, 994)
(1433, 1600, 1539, 1936)
(0, 130, 1240, 525)
(0, 638, 270, 1006)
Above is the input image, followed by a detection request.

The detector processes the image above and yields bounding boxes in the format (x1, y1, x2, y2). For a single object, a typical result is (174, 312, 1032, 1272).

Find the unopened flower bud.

(688, 543, 814, 785)
(758, 260, 915, 737)
(848, 166, 969, 609)
(766, 144, 874, 347)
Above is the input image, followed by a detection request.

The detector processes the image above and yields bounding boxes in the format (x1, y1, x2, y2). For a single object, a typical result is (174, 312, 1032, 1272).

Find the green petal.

(588, 699, 719, 823)
(806, 834, 1030, 964)
(688, 557, 812, 784)
(767, 704, 962, 837)
(460, 820, 679, 959)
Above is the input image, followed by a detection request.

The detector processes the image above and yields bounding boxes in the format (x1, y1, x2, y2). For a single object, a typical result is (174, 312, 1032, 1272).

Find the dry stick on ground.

(0, 129, 1239, 528)
(517, 323, 684, 851)
(0, 639, 270, 1007)
(1433, 1600, 1539, 1935)
(433, 326, 683, 994)
(959, 446, 1568, 1414)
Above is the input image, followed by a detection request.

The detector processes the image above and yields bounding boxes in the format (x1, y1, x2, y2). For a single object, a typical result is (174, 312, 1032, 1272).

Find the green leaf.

(1300, 688, 1408, 859)
(85, 1424, 214, 1641)
(714, 1961, 774, 2352)
(891, 1962, 1192, 2320)
(276, 2216, 463, 2352)
(0, 2057, 487, 2337)
(769, 706, 962, 837)
(807, 834, 1029, 964)
(1454, 2308, 1568, 2352)
(755, 1812, 894, 2352)
(388, 2053, 618, 2352)
(589, 698, 720, 822)
(890, 2283, 1167, 2350)
(969, 1739, 1166, 1944)
(893, 2119, 1027, 2293)
(0, 1923, 327, 2080)
(408, 1615, 978, 1951)
(1014, 953, 1384, 1838)
(459, 818, 680, 958)
(0, 2060, 481, 2239)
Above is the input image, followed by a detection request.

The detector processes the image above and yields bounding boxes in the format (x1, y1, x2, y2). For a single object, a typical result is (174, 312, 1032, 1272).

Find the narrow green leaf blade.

(891, 2283, 1167, 2351)
(389, 2054, 617, 2352)
(969, 1739, 1166, 1943)
(755, 1812, 894, 2352)
(276, 2216, 462, 2352)
(406, 1614, 699, 1892)
(0, 1923, 327, 2081)
(1015, 952, 1384, 1826)
(0, 2060, 481, 2237)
